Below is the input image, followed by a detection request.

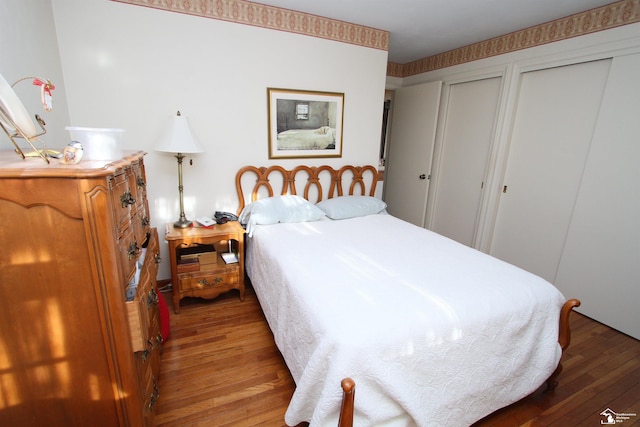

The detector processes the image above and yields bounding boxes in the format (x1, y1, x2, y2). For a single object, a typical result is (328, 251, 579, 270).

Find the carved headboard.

(235, 165, 379, 215)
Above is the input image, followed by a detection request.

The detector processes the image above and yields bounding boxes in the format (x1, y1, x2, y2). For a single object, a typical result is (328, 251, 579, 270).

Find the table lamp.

(155, 111, 204, 228)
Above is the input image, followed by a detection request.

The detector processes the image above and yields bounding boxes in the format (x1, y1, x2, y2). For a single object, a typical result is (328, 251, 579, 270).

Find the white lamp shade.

(155, 111, 204, 154)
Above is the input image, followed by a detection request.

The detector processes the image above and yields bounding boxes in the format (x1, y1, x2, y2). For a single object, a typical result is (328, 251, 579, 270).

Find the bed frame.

(235, 164, 580, 421)
(235, 164, 379, 215)
(547, 298, 581, 390)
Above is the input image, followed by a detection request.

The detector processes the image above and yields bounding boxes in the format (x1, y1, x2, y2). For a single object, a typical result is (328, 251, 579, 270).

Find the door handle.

(419, 174, 426, 180)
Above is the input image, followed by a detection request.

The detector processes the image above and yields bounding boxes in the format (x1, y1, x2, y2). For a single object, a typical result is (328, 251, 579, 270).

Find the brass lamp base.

(173, 218, 192, 229)
(172, 152, 192, 229)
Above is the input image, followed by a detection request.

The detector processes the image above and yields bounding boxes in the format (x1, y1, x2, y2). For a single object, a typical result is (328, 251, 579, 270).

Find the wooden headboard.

(235, 165, 379, 215)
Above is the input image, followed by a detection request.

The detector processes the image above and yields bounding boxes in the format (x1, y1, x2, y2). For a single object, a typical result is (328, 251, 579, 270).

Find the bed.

(277, 126, 336, 150)
(235, 164, 579, 427)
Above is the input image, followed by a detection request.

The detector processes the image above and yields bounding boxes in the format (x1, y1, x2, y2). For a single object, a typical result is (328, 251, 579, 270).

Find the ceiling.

(253, 0, 617, 63)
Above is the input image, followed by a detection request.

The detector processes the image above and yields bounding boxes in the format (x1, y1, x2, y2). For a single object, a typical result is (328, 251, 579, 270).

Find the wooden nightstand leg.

(173, 294, 180, 314)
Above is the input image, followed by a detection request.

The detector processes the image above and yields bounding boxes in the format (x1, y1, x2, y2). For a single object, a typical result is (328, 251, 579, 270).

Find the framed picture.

(267, 88, 344, 159)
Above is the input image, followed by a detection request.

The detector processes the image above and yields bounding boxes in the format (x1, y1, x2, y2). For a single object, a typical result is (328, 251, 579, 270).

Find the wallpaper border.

(110, 0, 389, 52)
(389, 0, 640, 77)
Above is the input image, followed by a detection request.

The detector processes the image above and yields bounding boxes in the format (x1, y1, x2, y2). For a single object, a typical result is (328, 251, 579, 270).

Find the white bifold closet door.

(554, 53, 640, 340)
(489, 59, 612, 283)
(426, 77, 501, 247)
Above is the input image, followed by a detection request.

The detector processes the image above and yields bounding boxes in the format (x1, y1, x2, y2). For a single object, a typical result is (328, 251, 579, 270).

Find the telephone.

(214, 211, 238, 224)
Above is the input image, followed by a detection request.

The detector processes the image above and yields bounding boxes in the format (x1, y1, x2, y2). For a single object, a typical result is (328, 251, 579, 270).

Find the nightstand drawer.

(178, 269, 238, 292)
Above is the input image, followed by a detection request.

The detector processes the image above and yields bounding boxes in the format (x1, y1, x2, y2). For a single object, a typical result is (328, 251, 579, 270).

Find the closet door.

(426, 77, 501, 247)
(489, 59, 611, 282)
(384, 81, 441, 226)
(555, 53, 640, 340)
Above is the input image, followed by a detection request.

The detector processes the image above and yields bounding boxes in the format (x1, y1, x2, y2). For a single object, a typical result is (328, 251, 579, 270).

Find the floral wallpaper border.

(111, 0, 389, 52)
(390, 0, 640, 77)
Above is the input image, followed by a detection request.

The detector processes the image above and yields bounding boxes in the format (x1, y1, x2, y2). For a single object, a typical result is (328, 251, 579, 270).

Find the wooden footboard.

(546, 298, 581, 391)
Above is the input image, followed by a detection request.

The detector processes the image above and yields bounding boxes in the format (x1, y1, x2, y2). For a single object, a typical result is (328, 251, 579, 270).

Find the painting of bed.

(267, 88, 344, 158)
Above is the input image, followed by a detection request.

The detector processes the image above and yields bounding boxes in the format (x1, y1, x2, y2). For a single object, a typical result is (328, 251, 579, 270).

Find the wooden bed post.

(546, 298, 581, 391)
(338, 378, 356, 427)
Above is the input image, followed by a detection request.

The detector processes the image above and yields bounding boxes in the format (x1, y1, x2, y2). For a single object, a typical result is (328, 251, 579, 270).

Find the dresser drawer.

(135, 198, 151, 244)
(134, 334, 160, 427)
(127, 286, 157, 352)
(110, 170, 134, 232)
(130, 160, 147, 205)
(118, 223, 139, 283)
(142, 373, 160, 426)
(126, 228, 160, 352)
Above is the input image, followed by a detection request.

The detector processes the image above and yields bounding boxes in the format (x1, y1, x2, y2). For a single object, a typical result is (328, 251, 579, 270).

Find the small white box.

(65, 126, 125, 161)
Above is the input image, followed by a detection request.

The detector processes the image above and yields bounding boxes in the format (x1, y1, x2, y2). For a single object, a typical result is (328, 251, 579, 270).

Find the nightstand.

(165, 221, 245, 313)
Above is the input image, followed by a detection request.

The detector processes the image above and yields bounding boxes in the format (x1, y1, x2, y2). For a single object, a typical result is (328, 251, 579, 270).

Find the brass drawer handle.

(127, 240, 140, 259)
(141, 215, 150, 227)
(147, 288, 159, 307)
(198, 277, 223, 287)
(137, 176, 146, 189)
(154, 253, 161, 264)
(120, 191, 135, 208)
(148, 380, 160, 411)
(140, 338, 154, 363)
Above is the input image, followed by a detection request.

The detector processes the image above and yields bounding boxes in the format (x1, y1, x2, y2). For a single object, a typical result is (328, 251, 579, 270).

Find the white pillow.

(316, 195, 387, 220)
(239, 195, 326, 237)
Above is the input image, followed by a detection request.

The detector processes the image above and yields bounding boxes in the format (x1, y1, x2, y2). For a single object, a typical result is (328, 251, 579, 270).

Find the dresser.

(0, 150, 161, 426)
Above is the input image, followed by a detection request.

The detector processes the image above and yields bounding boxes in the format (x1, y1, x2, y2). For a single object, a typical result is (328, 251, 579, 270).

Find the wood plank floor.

(155, 285, 640, 427)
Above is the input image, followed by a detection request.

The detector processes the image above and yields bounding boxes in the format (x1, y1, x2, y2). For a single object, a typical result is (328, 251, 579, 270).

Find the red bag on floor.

(157, 291, 170, 342)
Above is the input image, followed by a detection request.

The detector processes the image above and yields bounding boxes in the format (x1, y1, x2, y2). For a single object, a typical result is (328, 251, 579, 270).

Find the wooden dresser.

(0, 150, 162, 426)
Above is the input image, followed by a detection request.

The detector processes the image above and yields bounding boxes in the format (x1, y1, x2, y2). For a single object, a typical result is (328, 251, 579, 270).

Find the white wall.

(0, 0, 70, 150)
(49, 0, 387, 279)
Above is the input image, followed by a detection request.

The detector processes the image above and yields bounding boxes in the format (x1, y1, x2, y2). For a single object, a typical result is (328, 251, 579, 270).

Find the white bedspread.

(246, 214, 565, 427)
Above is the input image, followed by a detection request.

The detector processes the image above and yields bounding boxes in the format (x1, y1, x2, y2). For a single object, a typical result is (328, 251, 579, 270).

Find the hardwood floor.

(155, 285, 640, 427)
